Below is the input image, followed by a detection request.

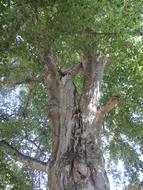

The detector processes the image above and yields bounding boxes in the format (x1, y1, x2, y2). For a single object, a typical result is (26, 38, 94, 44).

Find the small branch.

(0, 79, 41, 86)
(22, 86, 33, 117)
(41, 27, 118, 37)
(26, 138, 44, 154)
(101, 96, 120, 114)
(94, 96, 120, 128)
(62, 30, 118, 37)
(0, 140, 49, 173)
(24, 132, 44, 155)
(63, 63, 83, 77)
(43, 48, 59, 77)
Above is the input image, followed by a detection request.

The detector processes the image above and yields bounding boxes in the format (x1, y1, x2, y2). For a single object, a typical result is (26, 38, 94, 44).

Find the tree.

(0, 1, 143, 189)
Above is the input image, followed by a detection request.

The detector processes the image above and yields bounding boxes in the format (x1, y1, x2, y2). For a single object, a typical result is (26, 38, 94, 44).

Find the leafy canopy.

(0, 0, 143, 189)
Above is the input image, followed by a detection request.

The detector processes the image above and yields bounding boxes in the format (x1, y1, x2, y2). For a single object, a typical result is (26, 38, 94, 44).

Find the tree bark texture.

(45, 49, 110, 190)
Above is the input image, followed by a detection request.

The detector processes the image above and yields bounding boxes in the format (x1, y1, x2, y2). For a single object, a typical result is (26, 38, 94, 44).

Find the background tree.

(0, 0, 143, 189)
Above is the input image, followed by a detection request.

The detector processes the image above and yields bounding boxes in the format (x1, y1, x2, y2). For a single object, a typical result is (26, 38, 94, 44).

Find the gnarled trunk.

(44, 49, 111, 190)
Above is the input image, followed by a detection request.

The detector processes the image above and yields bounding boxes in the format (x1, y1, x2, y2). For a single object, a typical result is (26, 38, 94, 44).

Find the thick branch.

(81, 52, 109, 115)
(43, 48, 60, 161)
(63, 63, 83, 77)
(0, 140, 48, 173)
(0, 79, 41, 86)
(94, 96, 120, 128)
(43, 48, 59, 77)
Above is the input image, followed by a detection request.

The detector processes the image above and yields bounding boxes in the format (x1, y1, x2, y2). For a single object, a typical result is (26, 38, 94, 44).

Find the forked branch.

(0, 140, 49, 173)
(63, 63, 83, 77)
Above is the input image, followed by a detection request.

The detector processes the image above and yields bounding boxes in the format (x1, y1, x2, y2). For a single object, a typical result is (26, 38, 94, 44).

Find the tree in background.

(0, 1, 143, 189)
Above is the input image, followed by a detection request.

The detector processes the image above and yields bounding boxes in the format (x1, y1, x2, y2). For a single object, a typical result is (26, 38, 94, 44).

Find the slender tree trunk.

(44, 49, 110, 190)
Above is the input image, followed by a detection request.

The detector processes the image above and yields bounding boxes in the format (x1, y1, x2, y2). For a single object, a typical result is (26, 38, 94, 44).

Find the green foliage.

(0, 157, 33, 190)
(0, 0, 143, 189)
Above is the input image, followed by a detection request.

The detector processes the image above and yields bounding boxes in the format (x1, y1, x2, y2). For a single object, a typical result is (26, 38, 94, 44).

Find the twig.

(24, 132, 44, 154)
(22, 86, 33, 117)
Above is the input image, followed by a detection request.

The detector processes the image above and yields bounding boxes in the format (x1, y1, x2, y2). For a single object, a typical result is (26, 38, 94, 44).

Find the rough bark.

(45, 49, 117, 190)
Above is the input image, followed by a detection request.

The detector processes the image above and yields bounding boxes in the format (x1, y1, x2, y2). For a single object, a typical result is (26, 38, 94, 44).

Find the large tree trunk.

(44, 49, 111, 190)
